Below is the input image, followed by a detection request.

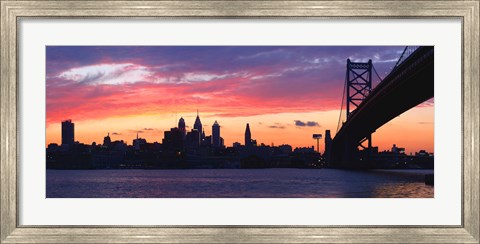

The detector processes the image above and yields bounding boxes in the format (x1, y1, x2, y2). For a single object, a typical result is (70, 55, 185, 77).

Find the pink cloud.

(46, 57, 365, 125)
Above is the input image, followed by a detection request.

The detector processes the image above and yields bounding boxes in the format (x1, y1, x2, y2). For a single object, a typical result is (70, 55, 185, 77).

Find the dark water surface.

(46, 168, 433, 198)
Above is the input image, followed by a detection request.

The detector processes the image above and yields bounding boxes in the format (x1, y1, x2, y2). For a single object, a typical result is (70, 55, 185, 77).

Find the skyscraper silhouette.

(245, 123, 252, 147)
(324, 130, 332, 163)
(212, 120, 220, 148)
(178, 117, 186, 138)
(61, 119, 74, 146)
(193, 111, 203, 137)
(103, 132, 111, 147)
(162, 128, 183, 152)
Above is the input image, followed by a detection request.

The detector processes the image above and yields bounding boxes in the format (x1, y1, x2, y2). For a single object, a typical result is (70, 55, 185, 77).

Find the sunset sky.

(46, 46, 434, 154)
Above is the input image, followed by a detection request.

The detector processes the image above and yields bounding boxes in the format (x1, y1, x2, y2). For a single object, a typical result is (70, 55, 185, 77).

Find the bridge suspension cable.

(392, 46, 419, 71)
(336, 69, 348, 133)
(372, 64, 383, 83)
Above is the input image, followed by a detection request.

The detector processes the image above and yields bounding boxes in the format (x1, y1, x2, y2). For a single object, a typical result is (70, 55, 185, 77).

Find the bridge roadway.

(330, 46, 434, 168)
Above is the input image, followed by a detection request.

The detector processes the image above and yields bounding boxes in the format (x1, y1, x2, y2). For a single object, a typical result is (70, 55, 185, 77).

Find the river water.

(46, 168, 433, 198)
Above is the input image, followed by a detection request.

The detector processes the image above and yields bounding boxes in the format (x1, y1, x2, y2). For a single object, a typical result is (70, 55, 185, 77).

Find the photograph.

(45, 45, 434, 198)
(2, 0, 478, 242)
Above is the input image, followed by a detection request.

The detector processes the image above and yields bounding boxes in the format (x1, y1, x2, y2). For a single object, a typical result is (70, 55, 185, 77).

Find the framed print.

(1, 0, 479, 243)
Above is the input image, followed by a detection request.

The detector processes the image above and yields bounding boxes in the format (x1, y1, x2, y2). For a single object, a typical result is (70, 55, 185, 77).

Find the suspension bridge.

(327, 46, 434, 168)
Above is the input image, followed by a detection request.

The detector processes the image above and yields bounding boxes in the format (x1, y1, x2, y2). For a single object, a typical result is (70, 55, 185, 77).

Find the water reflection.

(47, 169, 433, 198)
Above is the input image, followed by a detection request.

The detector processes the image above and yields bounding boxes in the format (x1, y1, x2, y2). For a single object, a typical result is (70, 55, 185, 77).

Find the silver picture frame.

(1, 1, 478, 243)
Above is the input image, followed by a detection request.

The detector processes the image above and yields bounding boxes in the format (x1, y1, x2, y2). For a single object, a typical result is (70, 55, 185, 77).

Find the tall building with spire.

(212, 120, 220, 148)
(193, 110, 204, 144)
(245, 123, 252, 147)
(103, 132, 111, 147)
(133, 131, 147, 150)
(178, 117, 186, 138)
(193, 111, 202, 134)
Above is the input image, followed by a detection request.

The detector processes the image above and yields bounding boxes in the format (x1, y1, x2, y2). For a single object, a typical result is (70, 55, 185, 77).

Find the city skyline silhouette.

(46, 46, 434, 198)
(46, 46, 434, 154)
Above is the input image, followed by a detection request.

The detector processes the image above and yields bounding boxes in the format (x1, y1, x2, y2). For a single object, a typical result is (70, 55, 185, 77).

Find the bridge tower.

(345, 59, 373, 161)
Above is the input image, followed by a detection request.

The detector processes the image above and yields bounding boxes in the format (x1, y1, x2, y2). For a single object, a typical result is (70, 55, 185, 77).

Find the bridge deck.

(330, 46, 434, 167)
